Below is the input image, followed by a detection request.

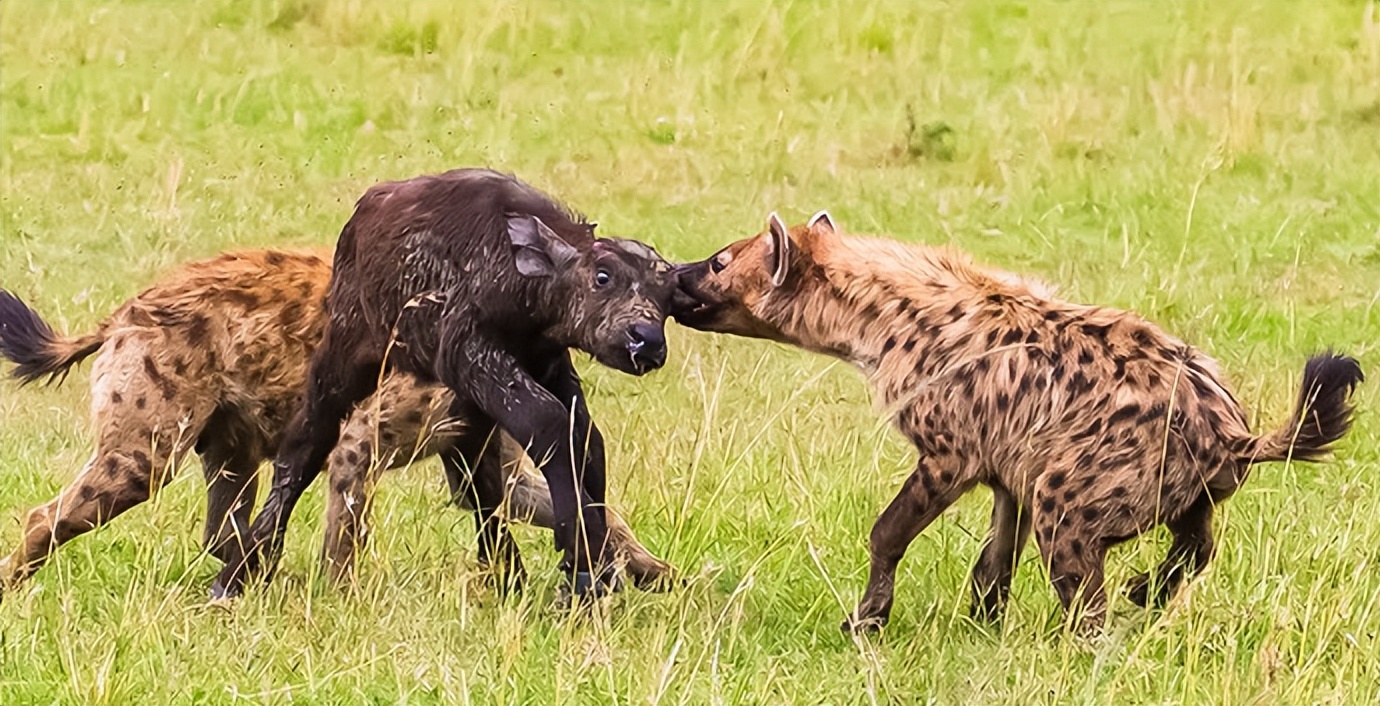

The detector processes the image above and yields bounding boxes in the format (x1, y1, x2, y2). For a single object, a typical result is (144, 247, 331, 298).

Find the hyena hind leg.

(1125, 494, 1215, 608)
(969, 485, 1033, 623)
(1, 438, 177, 595)
(199, 439, 263, 566)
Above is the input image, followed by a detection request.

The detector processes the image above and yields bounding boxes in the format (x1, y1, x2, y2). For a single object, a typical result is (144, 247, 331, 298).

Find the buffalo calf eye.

(595, 270, 612, 287)
(710, 257, 727, 274)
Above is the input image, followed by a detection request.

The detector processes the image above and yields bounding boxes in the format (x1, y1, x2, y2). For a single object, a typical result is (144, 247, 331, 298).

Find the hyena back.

(0, 249, 669, 599)
(675, 212, 1363, 632)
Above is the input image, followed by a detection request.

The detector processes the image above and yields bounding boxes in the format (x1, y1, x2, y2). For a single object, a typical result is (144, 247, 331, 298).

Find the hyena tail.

(0, 289, 105, 386)
(1246, 352, 1365, 464)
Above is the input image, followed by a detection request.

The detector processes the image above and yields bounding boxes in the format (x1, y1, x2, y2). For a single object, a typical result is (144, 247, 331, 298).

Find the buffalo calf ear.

(603, 237, 669, 271)
(807, 210, 836, 235)
(508, 215, 579, 277)
(767, 211, 790, 287)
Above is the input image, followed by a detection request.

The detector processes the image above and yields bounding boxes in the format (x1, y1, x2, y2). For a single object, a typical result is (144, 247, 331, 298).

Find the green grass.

(2, 0, 1378, 703)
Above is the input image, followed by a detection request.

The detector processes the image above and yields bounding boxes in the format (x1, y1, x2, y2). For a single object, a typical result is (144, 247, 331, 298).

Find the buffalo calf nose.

(627, 323, 667, 370)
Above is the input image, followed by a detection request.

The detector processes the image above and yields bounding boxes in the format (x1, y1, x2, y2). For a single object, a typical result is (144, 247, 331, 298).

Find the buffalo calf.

(214, 169, 684, 599)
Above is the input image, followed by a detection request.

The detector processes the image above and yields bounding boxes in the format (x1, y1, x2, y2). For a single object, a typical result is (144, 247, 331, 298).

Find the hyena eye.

(594, 270, 612, 287)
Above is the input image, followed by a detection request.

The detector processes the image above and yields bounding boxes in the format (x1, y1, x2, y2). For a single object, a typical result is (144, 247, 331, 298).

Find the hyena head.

(673, 211, 839, 345)
(508, 215, 680, 376)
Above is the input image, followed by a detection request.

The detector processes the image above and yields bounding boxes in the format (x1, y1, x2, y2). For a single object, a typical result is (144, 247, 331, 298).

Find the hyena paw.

(624, 555, 679, 593)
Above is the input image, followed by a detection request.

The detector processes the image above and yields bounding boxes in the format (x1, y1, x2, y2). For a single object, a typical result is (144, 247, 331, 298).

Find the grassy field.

(2, 0, 1378, 703)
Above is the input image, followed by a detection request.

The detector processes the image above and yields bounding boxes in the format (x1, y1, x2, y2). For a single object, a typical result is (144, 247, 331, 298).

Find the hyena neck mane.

(775, 235, 1058, 378)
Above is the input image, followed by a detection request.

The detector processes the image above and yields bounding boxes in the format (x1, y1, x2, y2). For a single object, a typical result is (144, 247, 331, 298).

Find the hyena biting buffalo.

(676, 212, 1363, 632)
(0, 249, 673, 600)
(214, 169, 689, 599)
(1, 184, 1363, 637)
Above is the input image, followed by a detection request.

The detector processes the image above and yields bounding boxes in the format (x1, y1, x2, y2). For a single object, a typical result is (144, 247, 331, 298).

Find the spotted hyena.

(675, 212, 1363, 632)
(0, 249, 671, 600)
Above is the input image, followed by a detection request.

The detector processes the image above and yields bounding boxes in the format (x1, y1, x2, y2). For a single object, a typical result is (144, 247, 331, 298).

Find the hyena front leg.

(845, 456, 972, 634)
(319, 372, 438, 584)
(496, 434, 675, 590)
(320, 409, 393, 586)
(969, 485, 1032, 622)
(1125, 493, 1215, 608)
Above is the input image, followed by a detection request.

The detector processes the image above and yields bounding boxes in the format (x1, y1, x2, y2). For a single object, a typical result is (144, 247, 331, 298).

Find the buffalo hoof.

(840, 615, 886, 635)
(209, 577, 240, 601)
(557, 568, 623, 608)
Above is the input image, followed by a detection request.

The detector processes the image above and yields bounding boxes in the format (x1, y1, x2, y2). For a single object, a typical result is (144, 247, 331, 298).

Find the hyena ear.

(767, 211, 791, 287)
(807, 210, 837, 235)
(508, 215, 579, 277)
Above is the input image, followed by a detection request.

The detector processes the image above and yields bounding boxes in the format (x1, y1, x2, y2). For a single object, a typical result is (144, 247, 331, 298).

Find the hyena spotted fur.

(675, 212, 1363, 632)
(0, 249, 670, 599)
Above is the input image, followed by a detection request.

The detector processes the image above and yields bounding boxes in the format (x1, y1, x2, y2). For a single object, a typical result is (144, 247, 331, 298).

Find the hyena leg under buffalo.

(969, 486, 1033, 622)
(845, 456, 975, 633)
(212, 328, 382, 598)
(1125, 493, 1216, 608)
(320, 381, 526, 586)
(321, 372, 451, 584)
(319, 372, 676, 589)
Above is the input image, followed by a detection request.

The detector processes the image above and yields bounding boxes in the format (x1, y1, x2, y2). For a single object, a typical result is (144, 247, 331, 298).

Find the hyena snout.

(669, 268, 707, 317)
(667, 262, 721, 327)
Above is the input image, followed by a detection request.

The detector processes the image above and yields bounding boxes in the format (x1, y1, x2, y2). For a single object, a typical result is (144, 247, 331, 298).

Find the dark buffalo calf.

(213, 169, 684, 598)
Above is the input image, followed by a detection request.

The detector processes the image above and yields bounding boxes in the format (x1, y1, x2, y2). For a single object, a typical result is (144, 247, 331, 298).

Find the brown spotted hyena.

(675, 212, 1363, 632)
(0, 249, 671, 599)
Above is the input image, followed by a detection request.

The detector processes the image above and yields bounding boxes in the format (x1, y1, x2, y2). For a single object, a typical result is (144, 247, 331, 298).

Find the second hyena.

(675, 212, 1363, 632)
